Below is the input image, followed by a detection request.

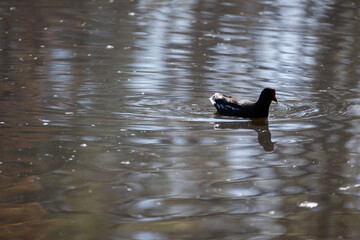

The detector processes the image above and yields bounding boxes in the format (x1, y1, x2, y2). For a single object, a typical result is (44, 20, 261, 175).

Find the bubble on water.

(80, 143, 87, 147)
(268, 210, 275, 215)
(299, 201, 318, 208)
(106, 45, 114, 49)
(339, 186, 349, 191)
(40, 119, 50, 126)
(128, 12, 135, 16)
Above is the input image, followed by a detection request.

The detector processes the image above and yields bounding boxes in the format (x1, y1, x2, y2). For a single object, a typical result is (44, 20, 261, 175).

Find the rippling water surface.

(1, 0, 360, 239)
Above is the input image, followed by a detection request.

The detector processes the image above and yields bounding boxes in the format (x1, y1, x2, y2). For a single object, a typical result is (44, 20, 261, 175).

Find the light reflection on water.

(1, 0, 360, 239)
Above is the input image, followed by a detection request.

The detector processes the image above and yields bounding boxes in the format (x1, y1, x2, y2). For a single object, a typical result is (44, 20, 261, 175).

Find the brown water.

(1, 0, 360, 239)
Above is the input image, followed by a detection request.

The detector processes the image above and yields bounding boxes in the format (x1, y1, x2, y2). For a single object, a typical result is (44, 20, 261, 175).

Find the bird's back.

(210, 93, 257, 117)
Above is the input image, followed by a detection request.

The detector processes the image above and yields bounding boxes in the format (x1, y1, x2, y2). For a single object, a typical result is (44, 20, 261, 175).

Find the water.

(1, 0, 360, 239)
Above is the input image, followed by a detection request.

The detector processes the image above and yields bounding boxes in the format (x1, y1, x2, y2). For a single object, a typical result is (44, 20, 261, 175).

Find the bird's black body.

(209, 88, 278, 118)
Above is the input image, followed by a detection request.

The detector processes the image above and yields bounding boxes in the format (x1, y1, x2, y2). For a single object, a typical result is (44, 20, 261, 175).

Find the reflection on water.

(214, 119, 275, 152)
(1, 0, 360, 239)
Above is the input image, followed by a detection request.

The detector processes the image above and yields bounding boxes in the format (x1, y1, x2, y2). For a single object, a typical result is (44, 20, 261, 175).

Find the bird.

(209, 88, 278, 118)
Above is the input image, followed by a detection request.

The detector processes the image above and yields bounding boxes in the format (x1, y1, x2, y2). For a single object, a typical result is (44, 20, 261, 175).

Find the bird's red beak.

(271, 89, 278, 104)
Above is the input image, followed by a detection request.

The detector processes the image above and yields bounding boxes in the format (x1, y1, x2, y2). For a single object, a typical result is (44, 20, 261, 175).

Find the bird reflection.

(214, 119, 276, 152)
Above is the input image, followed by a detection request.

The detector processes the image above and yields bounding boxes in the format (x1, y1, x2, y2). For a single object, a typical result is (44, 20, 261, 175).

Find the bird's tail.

(209, 93, 221, 105)
(209, 95, 216, 105)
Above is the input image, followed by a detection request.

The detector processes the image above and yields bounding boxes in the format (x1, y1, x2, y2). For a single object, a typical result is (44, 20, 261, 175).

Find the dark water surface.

(1, 0, 360, 239)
